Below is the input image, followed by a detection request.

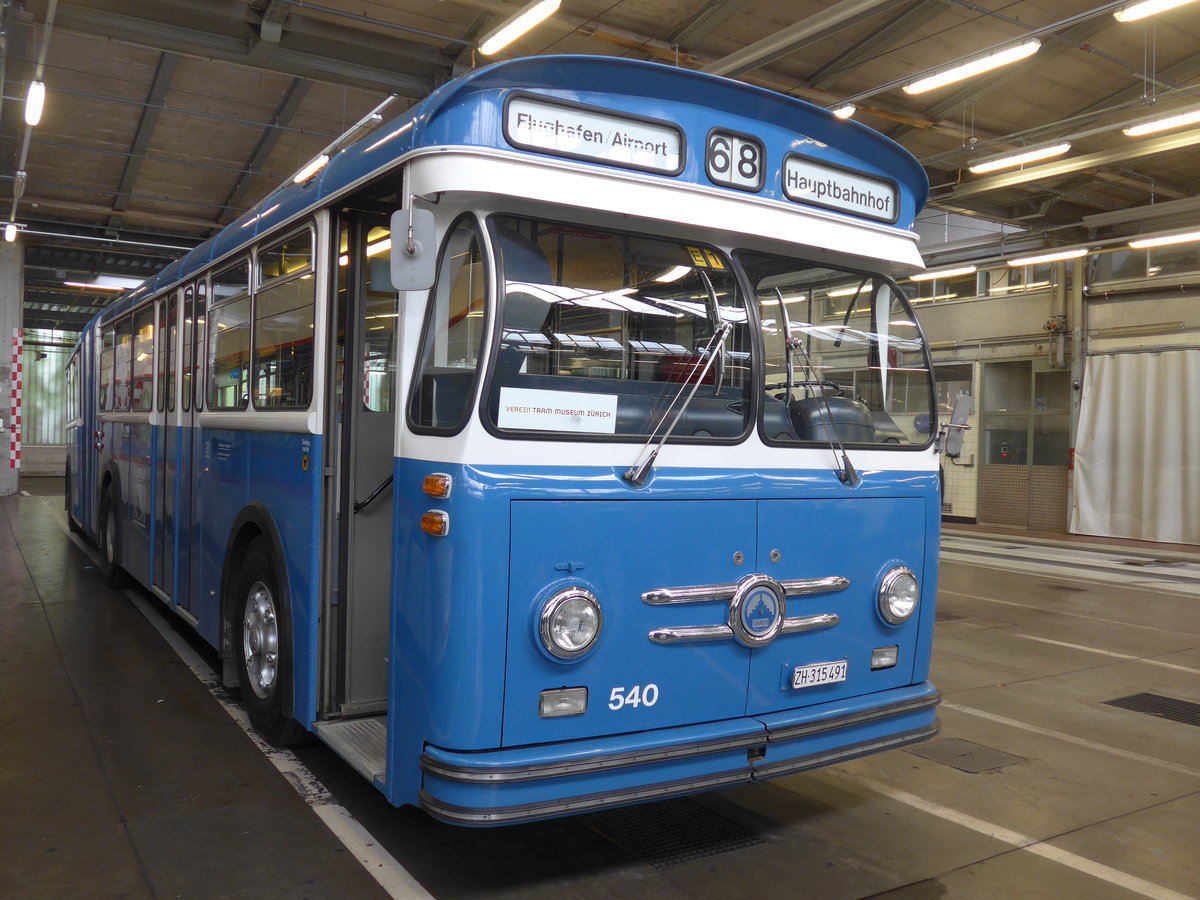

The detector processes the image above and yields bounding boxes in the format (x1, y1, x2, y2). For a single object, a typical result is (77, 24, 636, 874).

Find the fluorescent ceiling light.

(4, 223, 17, 243)
(1006, 248, 1089, 267)
(909, 265, 977, 282)
(968, 142, 1071, 174)
(827, 286, 866, 297)
(1114, 0, 1198, 23)
(1128, 229, 1200, 249)
(25, 80, 46, 126)
(1122, 106, 1200, 137)
(831, 104, 857, 120)
(903, 39, 1040, 95)
(479, 0, 561, 56)
(292, 154, 330, 184)
(64, 281, 126, 291)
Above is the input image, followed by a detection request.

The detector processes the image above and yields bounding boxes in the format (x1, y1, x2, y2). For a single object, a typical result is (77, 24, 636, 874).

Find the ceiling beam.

(216, 77, 310, 225)
(108, 52, 178, 229)
(933, 127, 1200, 201)
(806, 0, 943, 91)
(701, 0, 904, 78)
(668, 0, 755, 47)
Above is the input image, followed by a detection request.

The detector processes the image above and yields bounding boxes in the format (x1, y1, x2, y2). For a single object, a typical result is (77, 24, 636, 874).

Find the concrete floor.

(2, 478, 1197, 899)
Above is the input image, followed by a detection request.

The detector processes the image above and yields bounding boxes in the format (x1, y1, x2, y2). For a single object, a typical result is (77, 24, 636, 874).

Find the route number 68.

(608, 683, 660, 710)
(706, 130, 765, 192)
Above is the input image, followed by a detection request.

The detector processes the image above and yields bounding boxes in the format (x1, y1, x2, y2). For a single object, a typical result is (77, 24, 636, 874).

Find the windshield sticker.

(685, 246, 726, 269)
(498, 387, 619, 434)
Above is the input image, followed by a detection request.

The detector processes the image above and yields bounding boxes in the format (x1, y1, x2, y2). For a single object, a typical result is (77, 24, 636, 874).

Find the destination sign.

(505, 95, 683, 175)
(783, 156, 899, 223)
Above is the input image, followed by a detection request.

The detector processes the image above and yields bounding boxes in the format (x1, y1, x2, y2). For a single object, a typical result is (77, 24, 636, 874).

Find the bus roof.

(107, 55, 928, 320)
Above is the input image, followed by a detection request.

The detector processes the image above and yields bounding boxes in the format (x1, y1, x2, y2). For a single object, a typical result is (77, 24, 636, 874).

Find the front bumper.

(419, 682, 940, 826)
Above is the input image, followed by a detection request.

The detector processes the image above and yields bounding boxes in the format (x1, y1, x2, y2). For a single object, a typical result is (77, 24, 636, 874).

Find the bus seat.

(790, 395, 875, 443)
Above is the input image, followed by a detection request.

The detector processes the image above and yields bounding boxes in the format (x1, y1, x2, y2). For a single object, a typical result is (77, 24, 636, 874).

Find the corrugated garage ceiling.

(3, 0, 1198, 330)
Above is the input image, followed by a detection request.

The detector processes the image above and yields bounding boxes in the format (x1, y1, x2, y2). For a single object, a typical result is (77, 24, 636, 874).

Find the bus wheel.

(98, 488, 126, 587)
(233, 538, 305, 746)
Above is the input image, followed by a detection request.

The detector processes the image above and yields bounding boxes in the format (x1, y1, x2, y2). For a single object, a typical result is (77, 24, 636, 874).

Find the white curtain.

(1072, 349, 1200, 545)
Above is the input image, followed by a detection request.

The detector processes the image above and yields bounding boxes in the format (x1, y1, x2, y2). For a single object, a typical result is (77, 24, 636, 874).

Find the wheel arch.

(220, 502, 295, 717)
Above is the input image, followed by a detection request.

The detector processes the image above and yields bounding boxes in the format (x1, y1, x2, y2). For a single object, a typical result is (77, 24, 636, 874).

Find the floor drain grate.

(1103, 693, 1200, 727)
(581, 797, 765, 869)
(904, 738, 1024, 773)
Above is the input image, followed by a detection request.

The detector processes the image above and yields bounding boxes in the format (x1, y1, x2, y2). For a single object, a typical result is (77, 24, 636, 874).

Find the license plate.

(791, 660, 848, 690)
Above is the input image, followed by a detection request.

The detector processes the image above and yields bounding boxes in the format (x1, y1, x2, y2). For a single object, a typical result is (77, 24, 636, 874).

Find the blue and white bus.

(66, 55, 944, 826)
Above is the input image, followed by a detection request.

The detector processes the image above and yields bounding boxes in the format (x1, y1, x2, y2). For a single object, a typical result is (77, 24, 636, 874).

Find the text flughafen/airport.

(512, 110, 672, 158)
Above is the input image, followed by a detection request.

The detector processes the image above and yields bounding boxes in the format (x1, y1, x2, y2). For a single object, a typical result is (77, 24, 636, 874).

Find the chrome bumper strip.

(421, 688, 940, 786)
(419, 720, 940, 826)
(643, 574, 848, 605)
(649, 612, 840, 644)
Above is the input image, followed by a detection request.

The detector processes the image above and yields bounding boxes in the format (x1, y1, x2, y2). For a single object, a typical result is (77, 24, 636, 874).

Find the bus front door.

(322, 212, 395, 717)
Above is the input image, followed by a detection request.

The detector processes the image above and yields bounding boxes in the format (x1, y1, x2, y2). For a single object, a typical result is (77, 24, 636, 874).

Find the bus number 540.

(608, 684, 660, 710)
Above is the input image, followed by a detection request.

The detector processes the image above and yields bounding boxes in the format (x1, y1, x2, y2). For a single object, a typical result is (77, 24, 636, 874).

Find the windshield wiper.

(699, 270, 726, 397)
(775, 289, 859, 487)
(624, 321, 732, 486)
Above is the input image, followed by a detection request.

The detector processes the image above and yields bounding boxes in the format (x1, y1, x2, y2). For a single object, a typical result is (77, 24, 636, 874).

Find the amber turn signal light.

(423, 473, 453, 498)
(421, 510, 449, 536)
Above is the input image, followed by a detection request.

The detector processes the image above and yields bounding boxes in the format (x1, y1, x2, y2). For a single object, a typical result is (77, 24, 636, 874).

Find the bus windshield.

(739, 251, 935, 447)
(486, 216, 752, 440)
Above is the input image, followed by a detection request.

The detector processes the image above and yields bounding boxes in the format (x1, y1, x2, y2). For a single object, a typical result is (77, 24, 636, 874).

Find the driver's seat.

(790, 395, 875, 443)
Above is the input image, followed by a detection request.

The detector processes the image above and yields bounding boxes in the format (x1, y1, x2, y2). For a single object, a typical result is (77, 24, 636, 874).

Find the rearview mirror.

(389, 208, 437, 291)
(943, 394, 974, 458)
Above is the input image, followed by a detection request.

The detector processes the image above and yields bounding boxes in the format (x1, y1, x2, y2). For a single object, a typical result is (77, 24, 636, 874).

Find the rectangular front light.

(871, 645, 899, 670)
(540, 687, 587, 718)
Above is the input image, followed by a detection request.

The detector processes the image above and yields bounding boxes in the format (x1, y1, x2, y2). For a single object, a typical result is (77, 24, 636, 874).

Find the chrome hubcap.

(104, 511, 116, 566)
(242, 582, 279, 699)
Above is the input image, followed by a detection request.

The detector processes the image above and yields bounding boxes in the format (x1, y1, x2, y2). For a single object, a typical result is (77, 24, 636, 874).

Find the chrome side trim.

(643, 573, 849, 605)
(767, 690, 941, 743)
(420, 731, 764, 784)
(779, 612, 840, 635)
(642, 583, 737, 605)
(420, 768, 752, 826)
(648, 624, 734, 644)
(753, 722, 941, 780)
(780, 575, 850, 596)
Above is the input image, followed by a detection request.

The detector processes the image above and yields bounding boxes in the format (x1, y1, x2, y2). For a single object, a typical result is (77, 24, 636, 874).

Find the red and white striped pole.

(9, 328, 21, 469)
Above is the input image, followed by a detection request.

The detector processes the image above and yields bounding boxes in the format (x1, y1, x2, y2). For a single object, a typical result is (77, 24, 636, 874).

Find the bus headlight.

(878, 567, 919, 625)
(539, 588, 603, 660)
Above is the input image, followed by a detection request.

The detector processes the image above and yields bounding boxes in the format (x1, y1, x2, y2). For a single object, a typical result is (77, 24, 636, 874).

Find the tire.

(98, 487, 126, 587)
(232, 537, 306, 746)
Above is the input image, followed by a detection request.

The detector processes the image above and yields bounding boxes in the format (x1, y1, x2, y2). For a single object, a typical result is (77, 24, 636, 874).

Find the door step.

(313, 715, 387, 784)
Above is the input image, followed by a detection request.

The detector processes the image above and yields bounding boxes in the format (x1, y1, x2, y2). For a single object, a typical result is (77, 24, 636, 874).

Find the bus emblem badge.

(728, 575, 785, 648)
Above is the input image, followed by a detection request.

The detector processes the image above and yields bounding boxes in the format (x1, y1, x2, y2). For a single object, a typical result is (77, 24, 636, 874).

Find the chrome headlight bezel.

(539, 587, 603, 660)
(877, 566, 919, 626)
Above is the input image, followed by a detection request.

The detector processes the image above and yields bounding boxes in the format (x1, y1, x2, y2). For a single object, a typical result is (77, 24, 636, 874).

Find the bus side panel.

(194, 428, 249, 644)
(911, 486, 941, 685)
(385, 458, 511, 807)
(123, 422, 153, 586)
(245, 429, 322, 728)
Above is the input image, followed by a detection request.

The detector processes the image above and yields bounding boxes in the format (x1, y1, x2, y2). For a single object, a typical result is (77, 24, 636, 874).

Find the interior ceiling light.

(1006, 248, 1089, 267)
(1122, 106, 1200, 137)
(1113, 0, 1199, 23)
(968, 142, 1071, 174)
(903, 39, 1040, 95)
(831, 104, 857, 119)
(909, 265, 977, 282)
(24, 80, 46, 126)
(479, 0, 561, 56)
(1128, 229, 1200, 249)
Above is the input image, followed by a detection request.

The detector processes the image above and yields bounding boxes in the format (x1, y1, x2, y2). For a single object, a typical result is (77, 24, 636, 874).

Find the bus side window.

(209, 261, 251, 410)
(99, 326, 115, 411)
(408, 217, 488, 432)
(114, 317, 133, 412)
